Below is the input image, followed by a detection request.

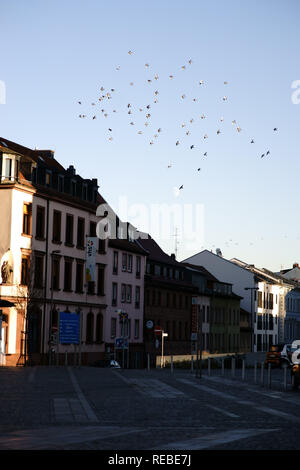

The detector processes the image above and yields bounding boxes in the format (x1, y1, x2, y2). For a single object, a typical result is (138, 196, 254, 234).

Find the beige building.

(0, 137, 108, 366)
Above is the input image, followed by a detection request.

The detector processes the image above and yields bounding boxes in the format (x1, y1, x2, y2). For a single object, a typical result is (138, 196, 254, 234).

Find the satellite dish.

(216, 248, 223, 257)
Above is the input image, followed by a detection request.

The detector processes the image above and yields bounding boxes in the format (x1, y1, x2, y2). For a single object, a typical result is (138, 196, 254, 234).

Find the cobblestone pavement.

(0, 365, 300, 450)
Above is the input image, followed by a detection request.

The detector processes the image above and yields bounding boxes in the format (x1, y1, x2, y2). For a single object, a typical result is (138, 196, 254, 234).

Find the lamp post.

(49, 250, 61, 365)
(244, 287, 259, 353)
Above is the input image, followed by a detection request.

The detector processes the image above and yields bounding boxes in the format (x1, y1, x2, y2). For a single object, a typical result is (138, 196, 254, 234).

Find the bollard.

(267, 363, 272, 389)
(191, 356, 194, 373)
(171, 355, 174, 374)
(147, 353, 150, 371)
(261, 362, 264, 385)
(242, 360, 245, 381)
(221, 358, 225, 377)
(208, 358, 211, 377)
(65, 350, 68, 367)
(231, 358, 235, 378)
(254, 362, 257, 384)
(283, 363, 287, 391)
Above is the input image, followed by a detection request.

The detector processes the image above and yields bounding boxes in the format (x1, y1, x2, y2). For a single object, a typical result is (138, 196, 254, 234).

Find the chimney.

(67, 165, 76, 176)
(293, 263, 299, 269)
(170, 253, 176, 260)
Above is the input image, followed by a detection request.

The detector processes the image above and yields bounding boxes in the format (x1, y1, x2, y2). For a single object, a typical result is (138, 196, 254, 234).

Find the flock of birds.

(77, 50, 279, 194)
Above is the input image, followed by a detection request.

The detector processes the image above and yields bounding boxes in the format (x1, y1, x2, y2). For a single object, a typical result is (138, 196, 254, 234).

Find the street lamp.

(244, 287, 259, 352)
(161, 331, 168, 368)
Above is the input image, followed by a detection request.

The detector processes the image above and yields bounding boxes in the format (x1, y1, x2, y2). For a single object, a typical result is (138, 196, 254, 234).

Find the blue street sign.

(115, 337, 129, 349)
(59, 312, 80, 344)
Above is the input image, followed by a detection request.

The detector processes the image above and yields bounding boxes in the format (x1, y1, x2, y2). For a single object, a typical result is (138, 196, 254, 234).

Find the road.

(0, 365, 299, 450)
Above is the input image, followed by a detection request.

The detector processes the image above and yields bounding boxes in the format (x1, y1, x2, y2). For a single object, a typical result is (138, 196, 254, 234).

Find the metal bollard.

(242, 360, 245, 381)
(147, 353, 150, 371)
(171, 355, 174, 374)
(254, 362, 257, 384)
(261, 362, 264, 385)
(221, 358, 225, 377)
(208, 358, 211, 376)
(65, 350, 68, 367)
(283, 364, 287, 391)
(267, 363, 272, 389)
(191, 356, 194, 373)
(231, 358, 235, 378)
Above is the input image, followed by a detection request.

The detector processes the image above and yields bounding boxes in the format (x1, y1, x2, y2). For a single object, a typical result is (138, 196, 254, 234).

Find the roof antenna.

(173, 227, 179, 259)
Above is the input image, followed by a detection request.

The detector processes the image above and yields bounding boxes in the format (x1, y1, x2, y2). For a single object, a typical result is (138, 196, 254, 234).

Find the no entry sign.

(154, 326, 162, 335)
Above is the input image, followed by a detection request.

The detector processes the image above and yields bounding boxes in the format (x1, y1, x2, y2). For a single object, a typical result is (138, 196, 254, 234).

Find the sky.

(1, 0, 300, 271)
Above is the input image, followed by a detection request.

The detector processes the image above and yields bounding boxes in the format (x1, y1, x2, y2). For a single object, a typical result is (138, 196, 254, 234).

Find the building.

(183, 249, 296, 352)
(0, 137, 146, 367)
(105, 236, 147, 368)
(284, 288, 300, 343)
(137, 236, 196, 366)
(279, 263, 300, 283)
(184, 263, 243, 354)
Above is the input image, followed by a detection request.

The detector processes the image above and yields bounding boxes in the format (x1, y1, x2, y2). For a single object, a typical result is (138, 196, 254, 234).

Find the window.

(146, 290, 150, 306)
(23, 203, 32, 235)
(95, 313, 103, 343)
(136, 256, 141, 278)
(98, 239, 106, 253)
(127, 254, 132, 273)
(178, 321, 182, 339)
(185, 296, 188, 309)
(258, 291, 262, 308)
(269, 293, 274, 310)
(112, 283, 118, 306)
(34, 255, 44, 288)
(121, 284, 126, 302)
(89, 221, 96, 237)
(75, 262, 84, 293)
(179, 295, 183, 309)
(97, 266, 105, 296)
(36, 206, 45, 239)
(21, 256, 30, 285)
(157, 291, 161, 306)
(5, 158, 12, 179)
(173, 293, 177, 308)
(113, 251, 118, 274)
(126, 285, 132, 303)
(64, 259, 73, 291)
(46, 171, 51, 186)
(52, 258, 60, 290)
(52, 210, 61, 243)
(135, 286, 140, 308)
(152, 290, 156, 306)
(166, 293, 170, 307)
(111, 318, 117, 338)
(65, 214, 74, 245)
(77, 217, 85, 248)
(122, 253, 127, 271)
(173, 321, 176, 340)
(134, 319, 139, 339)
(58, 175, 64, 192)
(86, 312, 94, 343)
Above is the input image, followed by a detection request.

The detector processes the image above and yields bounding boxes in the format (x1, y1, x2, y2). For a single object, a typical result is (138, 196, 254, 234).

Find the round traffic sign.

(146, 320, 154, 329)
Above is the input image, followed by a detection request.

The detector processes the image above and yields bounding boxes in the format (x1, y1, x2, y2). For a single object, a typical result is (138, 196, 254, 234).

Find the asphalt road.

(0, 365, 300, 451)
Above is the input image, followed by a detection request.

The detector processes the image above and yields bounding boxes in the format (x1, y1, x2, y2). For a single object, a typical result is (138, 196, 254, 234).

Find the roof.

(108, 238, 148, 256)
(137, 235, 182, 267)
(183, 262, 226, 283)
(0, 137, 65, 172)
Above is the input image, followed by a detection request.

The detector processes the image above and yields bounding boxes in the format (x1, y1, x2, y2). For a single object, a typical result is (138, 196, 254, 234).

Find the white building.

(183, 250, 295, 351)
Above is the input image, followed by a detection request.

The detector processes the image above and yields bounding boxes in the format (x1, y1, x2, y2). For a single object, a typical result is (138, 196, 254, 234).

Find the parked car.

(109, 360, 121, 369)
(280, 343, 292, 366)
(265, 343, 286, 368)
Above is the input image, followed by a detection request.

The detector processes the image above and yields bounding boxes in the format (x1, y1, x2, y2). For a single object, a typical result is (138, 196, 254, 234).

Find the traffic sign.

(154, 326, 162, 335)
(115, 337, 129, 349)
(59, 312, 80, 344)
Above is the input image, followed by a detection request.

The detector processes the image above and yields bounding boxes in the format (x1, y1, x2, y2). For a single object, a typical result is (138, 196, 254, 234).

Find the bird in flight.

(128, 50, 133, 55)
(261, 154, 265, 158)
(78, 101, 82, 105)
(197, 168, 201, 171)
(179, 185, 183, 190)
(199, 80, 204, 85)
(266, 150, 270, 155)
(188, 59, 192, 64)
(169, 75, 174, 79)
(250, 139, 255, 144)
(217, 129, 221, 135)
(273, 128, 278, 131)
(176, 141, 180, 146)
(154, 73, 159, 80)
(190, 145, 194, 149)
(203, 152, 207, 156)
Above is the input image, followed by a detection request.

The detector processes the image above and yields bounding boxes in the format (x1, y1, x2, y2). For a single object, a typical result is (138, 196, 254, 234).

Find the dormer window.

(5, 158, 12, 180)
(46, 171, 51, 186)
(58, 175, 64, 192)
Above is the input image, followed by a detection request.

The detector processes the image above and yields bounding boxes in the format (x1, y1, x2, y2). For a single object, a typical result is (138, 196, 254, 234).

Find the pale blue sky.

(1, 0, 300, 270)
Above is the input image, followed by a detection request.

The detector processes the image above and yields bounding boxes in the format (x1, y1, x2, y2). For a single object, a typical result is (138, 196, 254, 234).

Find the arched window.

(96, 312, 103, 343)
(86, 311, 94, 343)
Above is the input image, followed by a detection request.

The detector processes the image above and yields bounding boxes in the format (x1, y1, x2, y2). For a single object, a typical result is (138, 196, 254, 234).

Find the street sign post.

(59, 312, 80, 344)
